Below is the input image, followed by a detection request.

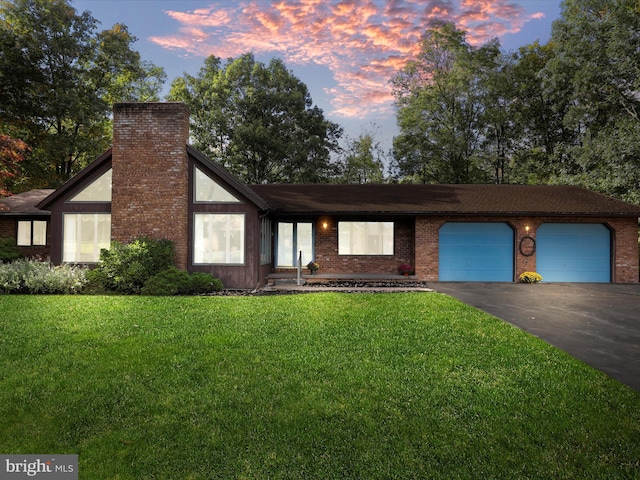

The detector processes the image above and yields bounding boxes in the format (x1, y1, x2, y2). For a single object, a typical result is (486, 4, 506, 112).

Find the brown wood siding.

(188, 157, 265, 289)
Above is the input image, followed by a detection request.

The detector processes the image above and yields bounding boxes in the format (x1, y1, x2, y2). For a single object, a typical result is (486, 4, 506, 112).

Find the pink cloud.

(150, 1, 544, 118)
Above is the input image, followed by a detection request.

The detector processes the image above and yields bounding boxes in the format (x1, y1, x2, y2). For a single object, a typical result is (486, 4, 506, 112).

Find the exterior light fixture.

(322, 222, 328, 229)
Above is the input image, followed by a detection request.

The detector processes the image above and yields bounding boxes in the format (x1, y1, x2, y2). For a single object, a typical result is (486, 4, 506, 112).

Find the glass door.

(276, 222, 313, 267)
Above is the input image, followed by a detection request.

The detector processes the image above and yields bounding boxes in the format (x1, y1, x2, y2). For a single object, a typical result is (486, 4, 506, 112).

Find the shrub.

(141, 267, 192, 296)
(189, 272, 223, 294)
(0, 258, 88, 294)
(0, 237, 23, 263)
(519, 271, 543, 283)
(90, 237, 175, 294)
(141, 267, 223, 296)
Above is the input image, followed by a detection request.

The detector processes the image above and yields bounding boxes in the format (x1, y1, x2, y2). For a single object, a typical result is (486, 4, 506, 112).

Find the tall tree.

(168, 53, 342, 184)
(0, 0, 166, 190)
(541, 0, 640, 202)
(391, 22, 501, 184)
(336, 131, 386, 184)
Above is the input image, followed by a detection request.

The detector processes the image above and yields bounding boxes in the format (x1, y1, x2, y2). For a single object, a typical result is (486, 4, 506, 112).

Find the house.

(0, 188, 54, 259)
(1, 102, 639, 287)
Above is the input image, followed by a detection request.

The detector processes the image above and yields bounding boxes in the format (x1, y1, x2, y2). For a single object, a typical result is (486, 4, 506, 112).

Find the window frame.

(193, 166, 242, 204)
(16, 220, 48, 247)
(193, 213, 246, 265)
(275, 221, 314, 268)
(338, 221, 394, 256)
(62, 213, 112, 263)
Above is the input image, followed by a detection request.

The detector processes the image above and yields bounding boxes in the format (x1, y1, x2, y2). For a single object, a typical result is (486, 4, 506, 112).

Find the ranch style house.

(1, 102, 639, 289)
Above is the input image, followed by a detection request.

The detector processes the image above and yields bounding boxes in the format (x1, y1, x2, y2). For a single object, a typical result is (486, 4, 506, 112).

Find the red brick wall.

(416, 216, 639, 284)
(111, 103, 190, 269)
(311, 216, 414, 275)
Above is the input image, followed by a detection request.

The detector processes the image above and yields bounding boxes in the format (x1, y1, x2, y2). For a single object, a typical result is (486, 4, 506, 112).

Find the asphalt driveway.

(429, 283, 640, 393)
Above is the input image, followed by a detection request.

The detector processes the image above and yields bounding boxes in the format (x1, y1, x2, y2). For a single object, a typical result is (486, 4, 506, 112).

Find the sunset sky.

(73, 0, 562, 145)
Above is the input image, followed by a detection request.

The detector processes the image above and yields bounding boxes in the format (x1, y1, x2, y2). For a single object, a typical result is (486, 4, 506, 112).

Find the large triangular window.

(69, 169, 112, 202)
(194, 166, 240, 203)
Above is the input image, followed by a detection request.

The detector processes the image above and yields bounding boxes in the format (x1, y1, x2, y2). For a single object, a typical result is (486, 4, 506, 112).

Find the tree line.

(1, 0, 639, 204)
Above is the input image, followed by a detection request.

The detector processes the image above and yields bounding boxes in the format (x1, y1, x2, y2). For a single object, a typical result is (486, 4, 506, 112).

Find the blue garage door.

(537, 223, 610, 282)
(439, 223, 514, 281)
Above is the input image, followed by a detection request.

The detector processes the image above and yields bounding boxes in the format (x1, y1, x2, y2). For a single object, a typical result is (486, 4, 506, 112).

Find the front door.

(276, 222, 314, 268)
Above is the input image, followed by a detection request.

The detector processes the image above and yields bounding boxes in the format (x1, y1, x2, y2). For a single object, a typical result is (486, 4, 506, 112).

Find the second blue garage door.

(439, 223, 514, 281)
(536, 223, 611, 282)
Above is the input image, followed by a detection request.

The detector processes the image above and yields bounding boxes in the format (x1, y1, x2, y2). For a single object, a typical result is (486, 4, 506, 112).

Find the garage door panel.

(537, 223, 610, 283)
(439, 223, 514, 282)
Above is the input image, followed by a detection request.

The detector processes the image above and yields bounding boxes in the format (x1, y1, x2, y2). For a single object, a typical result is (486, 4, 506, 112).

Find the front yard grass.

(0, 293, 639, 479)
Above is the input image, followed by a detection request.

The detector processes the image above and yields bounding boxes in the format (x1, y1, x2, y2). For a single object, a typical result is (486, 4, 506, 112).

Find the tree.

(0, 0, 166, 190)
(541, 0, 640, 202)
(168, 53, 342, 184)
(0, 132, 29, 196)
(336, 131, 386, 184)
(391, 22, 500, 184)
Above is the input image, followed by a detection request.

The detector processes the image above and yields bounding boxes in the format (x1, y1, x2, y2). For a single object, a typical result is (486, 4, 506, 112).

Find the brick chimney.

(111, 103, 190, 270)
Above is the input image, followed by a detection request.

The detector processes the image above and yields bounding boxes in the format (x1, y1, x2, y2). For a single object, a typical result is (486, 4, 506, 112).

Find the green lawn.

(1, 293, 639, 479)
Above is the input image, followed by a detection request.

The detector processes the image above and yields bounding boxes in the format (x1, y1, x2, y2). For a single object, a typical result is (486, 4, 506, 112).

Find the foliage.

(306, 261, 319, 272)
(87, 236, 175, 294)
(391, 22, 502, 184)
(0, 237, 22, 263)
(398, 263, 413, 274)
(1, 294, 639, 478)
(189, 271, 223, 294)
(0, 133, 29, 196)
(167, 53, 343, 184)
(140, 266, 223, 296)
(539, 0, 640, 203)
(0, 0, 166, 190)
(388, 4, 640, 204)
(336, 131, 385, 184)
(519, 271, 543, 283)
(0, 258, 87, 293)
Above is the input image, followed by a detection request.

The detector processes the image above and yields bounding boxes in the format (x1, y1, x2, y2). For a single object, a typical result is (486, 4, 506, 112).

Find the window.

(276, 222, 313, 267)
(194, 167, 240, 203)
(338, 221, 393, 255)
(260, 217, 272, 265)
(17, 220, 47, 246)
(194, 214, 245, 264)
(69, 169, 112, 202)
(63, 214, 111, 263)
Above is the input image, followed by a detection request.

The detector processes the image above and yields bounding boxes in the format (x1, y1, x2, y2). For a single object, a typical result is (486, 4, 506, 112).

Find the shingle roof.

(0, 189, 54, 215)
(249, 184, 640, 217)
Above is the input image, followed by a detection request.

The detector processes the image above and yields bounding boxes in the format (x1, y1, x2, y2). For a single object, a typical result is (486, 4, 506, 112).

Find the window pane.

(63, 214, 111, 262)
(32, 221, 47, 246)
(17, 221, 31, 246)
(69, 169, 112, 202)
(194, 214, 245, 264)
(277, 223, 294, 266)
(338, 221, 393, 255)
(260, 218, 272, 264)
(194, 167, 240, 203)
(297, 223, 313, 265)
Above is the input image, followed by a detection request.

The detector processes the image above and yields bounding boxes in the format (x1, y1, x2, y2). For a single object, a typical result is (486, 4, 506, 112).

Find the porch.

(266, 272, 421, 286)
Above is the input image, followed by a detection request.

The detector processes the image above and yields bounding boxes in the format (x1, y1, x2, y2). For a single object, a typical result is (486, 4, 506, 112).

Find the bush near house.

(141, 267, 223, 296)
(86, 237, 223, 295)
(0, 237, 22, 263)
(86, 236, 175, 294)
(0, 258, 87, 294)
